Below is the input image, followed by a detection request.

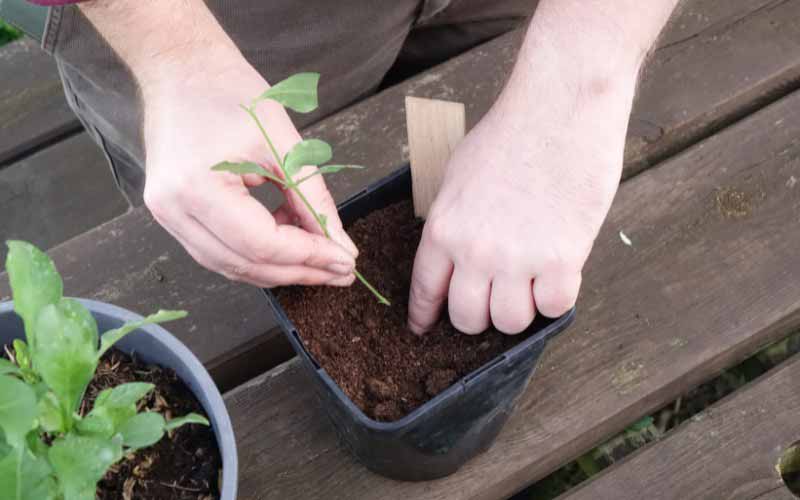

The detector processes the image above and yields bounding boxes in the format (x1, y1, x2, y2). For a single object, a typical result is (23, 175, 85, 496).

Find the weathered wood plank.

(0, 38, 80, 166)
(3, 0, 799, 392)
(223, 86, 800, 499)
(0, 133, 128, 262)
(561, 354, 800, 500)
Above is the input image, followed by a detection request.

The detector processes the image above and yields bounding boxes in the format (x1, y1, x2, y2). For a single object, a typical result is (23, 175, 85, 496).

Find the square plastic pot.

(264, 167, 576, 481)
(0, 299, 238, 500)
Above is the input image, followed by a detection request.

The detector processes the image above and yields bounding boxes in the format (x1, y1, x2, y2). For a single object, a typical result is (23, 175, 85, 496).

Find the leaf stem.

(241, 105, 391, 306)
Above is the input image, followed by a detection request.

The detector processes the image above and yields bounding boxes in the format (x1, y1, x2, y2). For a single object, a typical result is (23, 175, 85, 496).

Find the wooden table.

(3, 0, 800, 498)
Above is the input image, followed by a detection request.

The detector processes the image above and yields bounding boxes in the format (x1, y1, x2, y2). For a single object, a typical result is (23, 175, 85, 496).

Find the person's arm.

(408, 0, 681, 334)
(78, 0, 358, 288)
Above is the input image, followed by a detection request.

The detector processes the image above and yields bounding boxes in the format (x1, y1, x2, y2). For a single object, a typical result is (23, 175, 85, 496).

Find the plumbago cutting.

(0, 241, 208, 500)
(211, 72, 391, 305)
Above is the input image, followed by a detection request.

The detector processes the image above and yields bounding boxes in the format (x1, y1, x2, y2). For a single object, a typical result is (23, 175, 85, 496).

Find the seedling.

(0, 241, 208, 500)
(211, 73, 390, 305)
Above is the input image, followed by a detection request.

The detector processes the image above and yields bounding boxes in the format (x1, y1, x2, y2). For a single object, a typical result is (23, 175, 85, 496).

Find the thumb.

(286, 165, 359, 258)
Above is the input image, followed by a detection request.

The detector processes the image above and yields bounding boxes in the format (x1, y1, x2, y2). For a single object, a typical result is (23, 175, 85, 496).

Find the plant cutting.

(0, 241, 234, 500)
(211, 72, 390, 305)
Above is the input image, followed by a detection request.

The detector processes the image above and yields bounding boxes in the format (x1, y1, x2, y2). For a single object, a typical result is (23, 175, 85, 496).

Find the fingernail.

(327, 262, 354, 275)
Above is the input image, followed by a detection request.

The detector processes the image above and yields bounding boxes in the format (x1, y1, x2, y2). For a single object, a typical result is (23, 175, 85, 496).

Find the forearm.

(491, 0, 680, 184)
(79, 0, 247, 98)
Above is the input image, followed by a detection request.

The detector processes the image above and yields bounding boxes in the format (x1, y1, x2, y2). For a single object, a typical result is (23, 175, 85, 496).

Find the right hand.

(141, 63, 358, 288)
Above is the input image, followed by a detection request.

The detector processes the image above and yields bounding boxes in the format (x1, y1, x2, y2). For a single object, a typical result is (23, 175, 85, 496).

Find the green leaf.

(295, 164, 364, 185)
(164, 413, 210, 432)
(49, 434, 122, 500)
(37, 392, 64, 434)
(98, 309, 187, 358)
(284, 139, 332, 178)
(12, 339, 30, 371)
(0, 376, 38, 448)
(254, 72, 320, 113)
(100, 382, 154, 408)
(78, 382, 155, 438)
(211, 161, 285, 185)
(0, 447, 57, 500)
(34, 300, 99, 416)
(317, 164, 364, 175)
(118, 412, 165, 449)
(5, 241, 63, 352)
(0, 359, 20, 377)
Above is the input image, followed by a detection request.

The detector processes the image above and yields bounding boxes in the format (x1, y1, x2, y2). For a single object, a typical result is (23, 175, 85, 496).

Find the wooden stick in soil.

(404, 96, 466, 219)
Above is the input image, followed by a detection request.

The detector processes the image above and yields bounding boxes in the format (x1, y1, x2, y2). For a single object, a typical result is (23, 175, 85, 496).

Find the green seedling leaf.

(50, 434, 122, 500)
(37, 392, 64, 434)
(98, 310, 187, 358)
(164, 413, 210, 432)
(294, 164, 364, 185)
(12, 339, 30, 371)
(25, 432, 49, 460)
(100, 382, 154, 408)
(254, 72, 320, 113)
(5, 241, 63, 351)
(0, 447, 57, 500)
(0, 376, 38, 448)
(211, 161, 285, 185)
(0, 359, 19, 377)
(34, 300, 99, 417)
(118, 412, 165, 449)
(78, 383, 153, 438)
(284, 139, 332, 178)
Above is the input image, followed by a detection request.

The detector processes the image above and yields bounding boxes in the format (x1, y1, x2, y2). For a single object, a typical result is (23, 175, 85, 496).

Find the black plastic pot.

(264, 167, 576, 481)
(0, 299, 238, 500)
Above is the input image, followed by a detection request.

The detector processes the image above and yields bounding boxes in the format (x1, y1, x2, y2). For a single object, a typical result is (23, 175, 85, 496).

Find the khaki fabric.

(43, 0, 535, 205)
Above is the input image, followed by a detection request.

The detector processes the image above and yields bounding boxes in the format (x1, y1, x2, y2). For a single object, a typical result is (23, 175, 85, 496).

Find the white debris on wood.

(619, 231, 633, 247)
(787, 175, 797, 188)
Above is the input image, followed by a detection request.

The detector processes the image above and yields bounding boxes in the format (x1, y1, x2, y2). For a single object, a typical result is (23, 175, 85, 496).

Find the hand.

(141, 64, 358, 288)
(407, 74, 634, 335)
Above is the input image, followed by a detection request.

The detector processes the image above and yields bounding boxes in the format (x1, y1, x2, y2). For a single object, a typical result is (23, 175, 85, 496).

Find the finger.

(287, 167, 359, 257)
(532, 271, 582, 318)
(489, 275, 536, 335)
(167, 212, 353, 287)
(273, 202, 297, 226)
(448, 268, 491, 335)
(407, 236, 453, 335)
(242, 173, 268, 187)
(190, 183, 356, 272)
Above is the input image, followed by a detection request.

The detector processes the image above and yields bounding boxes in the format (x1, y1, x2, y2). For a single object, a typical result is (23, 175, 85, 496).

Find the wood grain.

(0, 133, 128, 262)
(0, 39, 80, 166)
(561, 353, 800, 500)
(223, 87, 800, 500)
(405, 96, 465, 218)
(3, 0, 799, 391)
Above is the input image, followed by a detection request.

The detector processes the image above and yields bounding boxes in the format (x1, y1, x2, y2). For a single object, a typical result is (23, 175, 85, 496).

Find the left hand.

(407, 75, 633, 335)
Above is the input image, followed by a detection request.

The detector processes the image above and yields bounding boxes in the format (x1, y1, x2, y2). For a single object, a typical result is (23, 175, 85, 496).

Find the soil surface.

(90, 349, 221, 500)
(276, 200, 531, 421)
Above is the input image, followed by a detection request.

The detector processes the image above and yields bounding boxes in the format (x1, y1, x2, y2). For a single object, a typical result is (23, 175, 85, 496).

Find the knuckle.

(462, 239, 495, 268)
(425, 216, 452, 248)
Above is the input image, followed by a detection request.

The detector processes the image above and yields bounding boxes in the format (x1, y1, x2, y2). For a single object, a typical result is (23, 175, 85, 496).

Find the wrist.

(79, 0, 245, 100)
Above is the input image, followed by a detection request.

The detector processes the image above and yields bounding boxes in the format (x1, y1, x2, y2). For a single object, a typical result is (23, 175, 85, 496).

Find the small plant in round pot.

(0, 241, 236, 499)
(213, 74, 575, 481)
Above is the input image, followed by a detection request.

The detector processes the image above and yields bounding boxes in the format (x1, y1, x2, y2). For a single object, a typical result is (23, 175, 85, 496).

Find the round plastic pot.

(263, 167, 576, 481)
(0, 299, 238, 500)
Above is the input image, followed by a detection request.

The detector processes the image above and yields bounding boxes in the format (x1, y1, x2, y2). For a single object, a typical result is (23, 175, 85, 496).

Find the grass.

(512, 329, 800, 499)
(0, 19, 22, 46)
